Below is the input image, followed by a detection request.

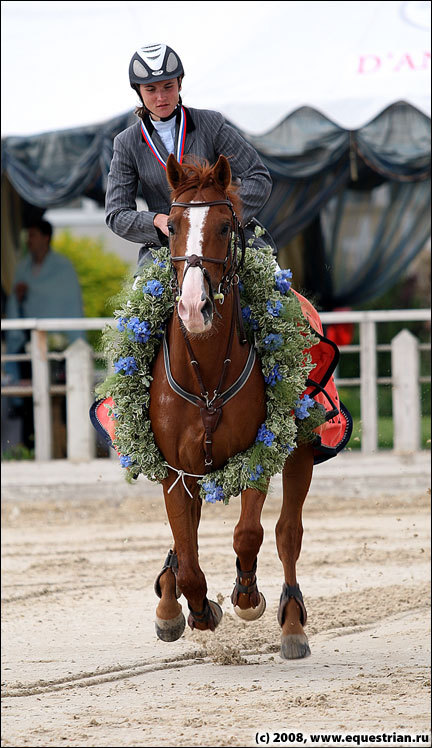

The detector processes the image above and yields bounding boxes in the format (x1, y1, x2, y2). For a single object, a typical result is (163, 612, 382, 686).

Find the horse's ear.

(213, 155, 232, 192)
(166, 154, 186, 189)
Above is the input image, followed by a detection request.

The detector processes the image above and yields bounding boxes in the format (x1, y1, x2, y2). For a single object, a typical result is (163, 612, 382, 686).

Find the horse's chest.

(149, 352, 265, 471)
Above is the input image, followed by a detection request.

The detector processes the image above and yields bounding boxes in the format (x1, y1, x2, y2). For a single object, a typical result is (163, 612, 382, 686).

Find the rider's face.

(139, 78, 180, 120)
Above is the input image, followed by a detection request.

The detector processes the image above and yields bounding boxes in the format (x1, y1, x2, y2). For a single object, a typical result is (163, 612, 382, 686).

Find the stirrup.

(154, 549, 181, 599)
(277, 582, 307, 627)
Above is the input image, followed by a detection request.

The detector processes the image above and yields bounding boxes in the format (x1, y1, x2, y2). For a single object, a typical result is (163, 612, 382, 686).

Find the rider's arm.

(105, 134, 164, 245)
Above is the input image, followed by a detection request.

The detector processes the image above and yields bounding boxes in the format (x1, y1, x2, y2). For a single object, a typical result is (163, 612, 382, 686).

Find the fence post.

(360, 318, 377, 453)
(391, 329, 420, 453)
(65, 339, 95, 460)
(31, 330, 52, 460)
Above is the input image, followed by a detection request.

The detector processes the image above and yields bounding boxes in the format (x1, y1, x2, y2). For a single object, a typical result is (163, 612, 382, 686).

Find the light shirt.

(152, 116, 176, 155)
(5, 250, 84, 381)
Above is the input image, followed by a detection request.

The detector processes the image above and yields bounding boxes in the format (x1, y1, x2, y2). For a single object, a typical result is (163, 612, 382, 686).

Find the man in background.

(4, 219, 83, 456)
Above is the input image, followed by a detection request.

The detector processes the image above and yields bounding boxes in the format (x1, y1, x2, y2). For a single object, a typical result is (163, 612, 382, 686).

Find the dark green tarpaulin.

(1, 101, 430, 308)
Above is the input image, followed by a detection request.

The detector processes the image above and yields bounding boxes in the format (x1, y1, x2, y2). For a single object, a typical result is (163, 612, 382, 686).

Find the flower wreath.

(96, 228, 326, 505)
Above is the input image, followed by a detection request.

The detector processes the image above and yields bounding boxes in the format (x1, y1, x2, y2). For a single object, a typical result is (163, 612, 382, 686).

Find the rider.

(105, 43, 276, 268)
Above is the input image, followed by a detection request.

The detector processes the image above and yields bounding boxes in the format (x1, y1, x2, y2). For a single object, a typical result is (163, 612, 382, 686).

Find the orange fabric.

(293, 290, 351, 459)
(94, 396, 119, 453)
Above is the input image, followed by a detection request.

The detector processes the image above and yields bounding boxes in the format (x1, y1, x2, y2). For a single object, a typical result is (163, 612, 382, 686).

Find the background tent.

(1, 0, 430, 309)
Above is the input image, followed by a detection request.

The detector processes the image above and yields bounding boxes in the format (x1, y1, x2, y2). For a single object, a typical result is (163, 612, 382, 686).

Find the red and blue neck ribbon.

(140, 106, 186, 170)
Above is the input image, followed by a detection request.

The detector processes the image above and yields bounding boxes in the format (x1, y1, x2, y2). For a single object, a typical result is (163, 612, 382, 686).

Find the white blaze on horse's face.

(177, 203, 212, 334)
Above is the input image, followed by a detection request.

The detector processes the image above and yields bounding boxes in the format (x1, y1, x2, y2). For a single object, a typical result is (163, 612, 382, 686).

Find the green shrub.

(53, 230, 131, 317)
(52, 231, 132, 349)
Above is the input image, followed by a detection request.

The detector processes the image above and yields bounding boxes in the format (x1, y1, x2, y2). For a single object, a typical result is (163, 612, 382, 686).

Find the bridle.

(164, 196, 252, 473)
(169, 198, 246, 307)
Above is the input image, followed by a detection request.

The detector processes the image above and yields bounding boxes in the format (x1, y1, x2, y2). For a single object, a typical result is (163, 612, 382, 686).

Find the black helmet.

(129, 44, 184, 89)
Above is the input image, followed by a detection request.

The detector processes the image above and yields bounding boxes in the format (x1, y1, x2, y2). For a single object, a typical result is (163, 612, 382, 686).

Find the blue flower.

(241, 305, 259, 331)
(249, 464, 264, 481)
(116, 317, 128, 332)
(202, 481, 225, 504)
(126, 317, 152, 343)
(256, 424, 276, 447)
(294, 394, 316, 420)
(275, 269, 293, 294)
(242, 305, 252, 322)
(153, 258, 166, 268)
(266, 299, 283, 317)
(143, 279, 164, 297)
(264, 364, 283, 387)
(120, 454, 133, 468)
(263, 333, 283, 351)
(114, 356, 138, 376)
(281, 443, 295, 454)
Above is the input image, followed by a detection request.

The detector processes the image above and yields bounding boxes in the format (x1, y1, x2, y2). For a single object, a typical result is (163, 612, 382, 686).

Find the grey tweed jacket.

(105, 106, 272, 247)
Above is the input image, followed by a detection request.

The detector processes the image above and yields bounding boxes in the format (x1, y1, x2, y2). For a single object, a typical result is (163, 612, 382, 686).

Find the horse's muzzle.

(177, 292, 213, 333)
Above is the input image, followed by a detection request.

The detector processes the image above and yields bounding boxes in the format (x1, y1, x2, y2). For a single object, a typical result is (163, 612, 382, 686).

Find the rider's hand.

(153, 213, 170, 237)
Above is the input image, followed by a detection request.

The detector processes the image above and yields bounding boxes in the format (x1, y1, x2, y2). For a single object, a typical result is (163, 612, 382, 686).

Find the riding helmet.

(129, 44, 184, 90)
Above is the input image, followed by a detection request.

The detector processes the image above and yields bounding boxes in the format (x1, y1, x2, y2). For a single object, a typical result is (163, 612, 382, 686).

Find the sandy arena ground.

(1, 455, 431, 747)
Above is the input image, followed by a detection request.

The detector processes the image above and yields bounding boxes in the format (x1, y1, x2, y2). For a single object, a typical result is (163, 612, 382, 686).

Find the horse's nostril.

(201, 298, 213, 324)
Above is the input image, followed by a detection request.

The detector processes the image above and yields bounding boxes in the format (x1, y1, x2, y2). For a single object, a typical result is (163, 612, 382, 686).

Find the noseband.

(169, 199, 246, 303)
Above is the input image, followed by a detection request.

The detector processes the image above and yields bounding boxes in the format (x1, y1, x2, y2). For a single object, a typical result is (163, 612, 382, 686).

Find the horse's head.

(166, 154, 242, 335)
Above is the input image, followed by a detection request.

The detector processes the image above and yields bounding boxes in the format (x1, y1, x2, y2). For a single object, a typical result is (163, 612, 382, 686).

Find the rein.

(165, 196, 251, 474)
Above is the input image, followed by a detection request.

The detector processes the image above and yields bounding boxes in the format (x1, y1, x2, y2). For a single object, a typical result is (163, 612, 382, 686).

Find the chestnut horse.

(149, 153, 313, 660)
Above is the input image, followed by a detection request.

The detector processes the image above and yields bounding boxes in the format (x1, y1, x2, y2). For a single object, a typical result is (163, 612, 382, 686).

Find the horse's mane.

(171, 157, 242, 221)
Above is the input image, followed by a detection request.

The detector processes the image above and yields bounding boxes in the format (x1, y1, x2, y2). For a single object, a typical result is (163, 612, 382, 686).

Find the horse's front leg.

(154, 545, 185, 642)
(276, 443, 314, 659)
(157, 476, 222, 637)
(231, 487, 267, 621)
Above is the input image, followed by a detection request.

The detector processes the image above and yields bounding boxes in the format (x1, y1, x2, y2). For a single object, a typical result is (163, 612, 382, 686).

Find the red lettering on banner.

(358, 55, 381, 74)
(357, 51, 431, 74)
(419, 51, 431, 70)
(393, 53, 416, 71)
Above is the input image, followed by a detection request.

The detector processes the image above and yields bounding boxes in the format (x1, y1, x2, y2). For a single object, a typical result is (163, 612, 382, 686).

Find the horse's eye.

(221, 225, 230, 236)
(167, 223, 175, 234)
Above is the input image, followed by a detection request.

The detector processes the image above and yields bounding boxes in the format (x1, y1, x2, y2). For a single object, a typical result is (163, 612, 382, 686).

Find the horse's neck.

(167, 297, 246, 392)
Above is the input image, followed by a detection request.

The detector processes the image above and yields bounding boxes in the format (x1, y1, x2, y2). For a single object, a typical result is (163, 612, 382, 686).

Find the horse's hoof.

(280, 633, 311, 659)
(155, 611, 186, 642)
(233, 592, 266, 621)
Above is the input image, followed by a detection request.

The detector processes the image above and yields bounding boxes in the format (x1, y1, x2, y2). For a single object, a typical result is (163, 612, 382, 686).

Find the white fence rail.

(1, 310, 430, 461)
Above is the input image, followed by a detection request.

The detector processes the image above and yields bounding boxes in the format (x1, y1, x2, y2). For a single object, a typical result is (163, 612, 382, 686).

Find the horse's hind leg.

(231, 488, 267, 621)
(276, 443, 314, 659)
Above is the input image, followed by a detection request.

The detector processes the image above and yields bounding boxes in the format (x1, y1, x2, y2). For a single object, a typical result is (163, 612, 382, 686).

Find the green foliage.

(52, 230, 132, 317)
(2, 444, 35, 461)
(347, 416, 430, 450)
(52, 231, 131, 348)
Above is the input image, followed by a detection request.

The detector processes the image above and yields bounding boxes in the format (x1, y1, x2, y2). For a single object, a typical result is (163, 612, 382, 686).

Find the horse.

(148, 153, 315, 660)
